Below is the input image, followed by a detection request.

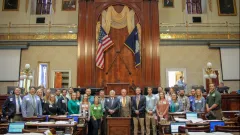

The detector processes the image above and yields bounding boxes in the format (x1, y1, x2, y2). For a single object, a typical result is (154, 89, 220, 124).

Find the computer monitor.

(8, 122, 25, 133)
(170, 122, 186, 133)
(210, 121, 225, 132)
(186, 112, 198, 120)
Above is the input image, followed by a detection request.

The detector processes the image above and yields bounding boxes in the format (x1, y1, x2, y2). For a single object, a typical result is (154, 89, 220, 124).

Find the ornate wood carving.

(77, 0, 160, 89)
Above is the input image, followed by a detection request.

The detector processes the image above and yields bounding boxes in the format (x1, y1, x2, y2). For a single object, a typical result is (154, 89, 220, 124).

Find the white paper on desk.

(173, 112, 185, 114)
(174, 118, 190, 122)
(25, 121, 39, 124)
(205, 120, 223, 122)
(213, 132, 234, 135)
(188, 132, 212, 135)
(190, 118, 204, 123)
(40, 122, 55, 124)
(57, 115, 67, 117)
(70, 114, 81, 116)
(55, 121, 69, 124)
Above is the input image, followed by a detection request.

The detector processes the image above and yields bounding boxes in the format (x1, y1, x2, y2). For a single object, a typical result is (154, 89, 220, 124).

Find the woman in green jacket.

(90, 96, 103, 135)
(68, 92, 80, 115)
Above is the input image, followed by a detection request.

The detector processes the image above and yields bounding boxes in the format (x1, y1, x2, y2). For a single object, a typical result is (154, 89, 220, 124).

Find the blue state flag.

(124, 26, 141, 67)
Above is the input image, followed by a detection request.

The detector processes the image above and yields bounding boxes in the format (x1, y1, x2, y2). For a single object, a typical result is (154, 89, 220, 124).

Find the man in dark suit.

(105, 90, 120, 117)
(57, 89, 69, 115)
(132, 87, 146, 135)
(2, 87, 23, 122)
(164, 0, 173, 7)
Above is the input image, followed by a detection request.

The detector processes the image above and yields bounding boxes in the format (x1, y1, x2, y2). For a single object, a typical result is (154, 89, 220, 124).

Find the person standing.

(76, 91, 82, 102)
(36, 89, 44, 109)
(119, 89, 131, 117)
(43, 94, 59, 115)
(90, 96, 103, 135)
(206, 83, 223, 120)
(86, 88, 94, 104)
(21, 87, 42, 117)
(2, 87, 23, 122)
(99, 90, 106, 135)
(145, 87, 157, 135)
(178, 89, 190, 112)
(79, 94, 91, 120)
(193, 89, 205, 112)
(105, 90, 120, 117)
(68, 92, 80, 115)
(132, 87, 146, 135)
(156, 92, 169, 120)
(176, 76, 187, 90)
(57, 89, 69, 115)
(99, 90, 105, 113)
(169, 93, 183, 112)
(55, 89, 61, 102)
(66, 87, 74, 100)
(189, 89, 196, 111)
(43, 89, 51, 103)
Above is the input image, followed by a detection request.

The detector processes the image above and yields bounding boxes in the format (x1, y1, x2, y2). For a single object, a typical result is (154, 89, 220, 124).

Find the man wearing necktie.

(132, 87, 146, 135)
(104, 90, 120, 117)
(2, 87, 23, 122)
(118, 89, 131, 117)
(21, 87, 42, 117)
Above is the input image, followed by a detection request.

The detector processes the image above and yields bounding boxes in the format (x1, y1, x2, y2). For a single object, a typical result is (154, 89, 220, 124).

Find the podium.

(106, 83, 129, 95)
(107, 117, 131, 135)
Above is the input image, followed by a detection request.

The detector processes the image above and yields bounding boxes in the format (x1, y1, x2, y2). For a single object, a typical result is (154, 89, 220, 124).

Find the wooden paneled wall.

(77, 0, 160, 89)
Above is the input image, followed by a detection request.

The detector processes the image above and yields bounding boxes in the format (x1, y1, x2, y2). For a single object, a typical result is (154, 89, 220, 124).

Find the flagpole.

(105, 44, 125, 75)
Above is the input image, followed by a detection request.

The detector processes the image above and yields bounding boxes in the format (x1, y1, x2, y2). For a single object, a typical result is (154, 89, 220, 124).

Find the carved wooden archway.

(77, 0, 160, 89)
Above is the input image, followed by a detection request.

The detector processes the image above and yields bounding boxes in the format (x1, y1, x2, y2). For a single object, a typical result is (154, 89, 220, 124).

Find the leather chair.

(215, 126, 240, 132)
(178, 125, 210, 133)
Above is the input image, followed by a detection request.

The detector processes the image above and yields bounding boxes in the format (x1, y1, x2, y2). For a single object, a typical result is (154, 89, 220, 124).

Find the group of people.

(2, 83, 222, 135)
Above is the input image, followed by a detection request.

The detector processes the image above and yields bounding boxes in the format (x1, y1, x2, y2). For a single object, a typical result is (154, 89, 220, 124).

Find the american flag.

(96, 26, 114, 69)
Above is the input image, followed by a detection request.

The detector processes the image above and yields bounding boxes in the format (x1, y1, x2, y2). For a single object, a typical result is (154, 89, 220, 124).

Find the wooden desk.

(169, 112, 206, 121)
(158, 121, 210, 135)
(77, 123, 87, 135)
(22, 116, 46, 122)
(107, 117, 131, 135)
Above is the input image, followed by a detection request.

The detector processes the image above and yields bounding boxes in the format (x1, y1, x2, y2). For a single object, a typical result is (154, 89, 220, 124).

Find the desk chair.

(178, 125, 210, 133)
(215, 126, 240, 132)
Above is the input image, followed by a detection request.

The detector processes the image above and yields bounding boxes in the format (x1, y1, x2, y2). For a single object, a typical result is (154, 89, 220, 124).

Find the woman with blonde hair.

(156, 92, 169, 119)
(43, 94, 58, 115)
(192, 89, 205, 112)
(79, 94, 91, 120)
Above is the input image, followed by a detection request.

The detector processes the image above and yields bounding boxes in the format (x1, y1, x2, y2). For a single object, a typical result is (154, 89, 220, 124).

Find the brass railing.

(0, 21, 78, 40)
(0, 21, 239, 40)
(160, 21, 240, 40)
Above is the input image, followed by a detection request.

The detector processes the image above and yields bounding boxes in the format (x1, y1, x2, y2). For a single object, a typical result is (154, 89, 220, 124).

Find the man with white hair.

(118, 89, 131, 117)
(104, 90, 120, 117)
